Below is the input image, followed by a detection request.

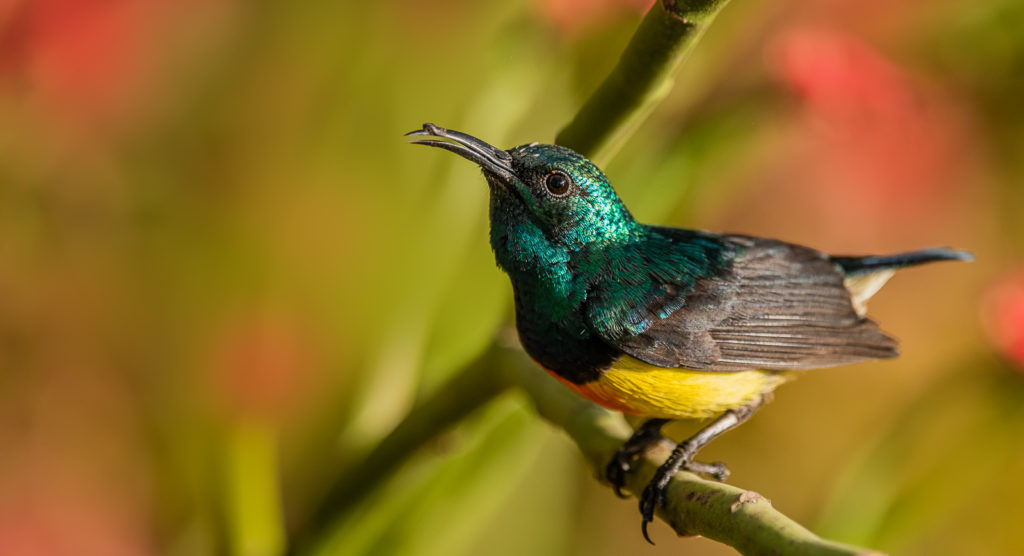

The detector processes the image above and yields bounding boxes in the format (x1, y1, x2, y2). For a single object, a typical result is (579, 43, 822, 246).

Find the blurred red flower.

(982, 270, 1024, 371)
(0, 0, 232, 140)
(1, 0, 157, 130)
(768, 26, 966, 213)
(208, 310, 320, 421)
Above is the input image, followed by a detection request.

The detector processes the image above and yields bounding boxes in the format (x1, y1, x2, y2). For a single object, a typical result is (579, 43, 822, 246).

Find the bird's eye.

(544, 171, 572, 197)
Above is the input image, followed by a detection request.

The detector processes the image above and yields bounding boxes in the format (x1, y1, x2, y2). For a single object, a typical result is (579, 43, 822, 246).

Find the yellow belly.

(552, 355, 791, 419)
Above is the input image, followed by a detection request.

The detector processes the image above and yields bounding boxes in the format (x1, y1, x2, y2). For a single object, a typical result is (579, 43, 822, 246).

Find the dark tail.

(832, 247, 973, 276)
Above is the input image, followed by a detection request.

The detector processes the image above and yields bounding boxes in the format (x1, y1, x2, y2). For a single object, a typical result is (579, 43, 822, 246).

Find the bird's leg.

(605, 418, 669, 498)
(638, 395, 769, 544)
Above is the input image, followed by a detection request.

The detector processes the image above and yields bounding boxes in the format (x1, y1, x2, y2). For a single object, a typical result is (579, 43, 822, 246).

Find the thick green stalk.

(500, 350, 882, 555)
(556, 0, 733, 164)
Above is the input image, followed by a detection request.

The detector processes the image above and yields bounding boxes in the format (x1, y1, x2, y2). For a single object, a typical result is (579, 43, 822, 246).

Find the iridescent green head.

(407, 124, 637, 262)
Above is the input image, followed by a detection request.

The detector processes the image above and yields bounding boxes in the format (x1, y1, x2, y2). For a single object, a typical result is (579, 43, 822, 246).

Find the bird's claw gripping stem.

(632, 396, 767, 544)
(604, 418, 669, 498)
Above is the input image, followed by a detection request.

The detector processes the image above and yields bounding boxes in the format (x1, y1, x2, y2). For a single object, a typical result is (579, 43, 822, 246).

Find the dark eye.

(544, 171, 572, 197)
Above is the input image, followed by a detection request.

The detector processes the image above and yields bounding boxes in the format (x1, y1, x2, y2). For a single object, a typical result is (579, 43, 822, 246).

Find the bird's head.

(407, 123, 637, 254)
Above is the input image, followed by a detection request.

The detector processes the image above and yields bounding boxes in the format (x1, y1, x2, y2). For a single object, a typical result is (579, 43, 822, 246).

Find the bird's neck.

(490, 217, 583, 314)
(489, 219, 636, 383)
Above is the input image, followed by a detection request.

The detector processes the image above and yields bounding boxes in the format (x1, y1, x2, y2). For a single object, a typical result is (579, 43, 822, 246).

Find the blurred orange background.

(1, 1, 1022, 555)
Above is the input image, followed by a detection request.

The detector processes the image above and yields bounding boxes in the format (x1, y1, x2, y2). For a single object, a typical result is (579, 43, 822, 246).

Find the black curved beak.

(406, 123, 515, 181)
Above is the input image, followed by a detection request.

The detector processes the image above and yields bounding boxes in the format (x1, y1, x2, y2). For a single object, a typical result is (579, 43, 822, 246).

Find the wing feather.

(601, 235, 899, 371)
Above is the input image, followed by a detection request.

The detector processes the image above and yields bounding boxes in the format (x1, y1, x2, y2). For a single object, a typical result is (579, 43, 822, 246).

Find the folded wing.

(597, 235, 899, 372)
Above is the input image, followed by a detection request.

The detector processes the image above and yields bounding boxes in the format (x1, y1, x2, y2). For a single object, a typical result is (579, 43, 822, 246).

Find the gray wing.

(615, 236, 899, 371)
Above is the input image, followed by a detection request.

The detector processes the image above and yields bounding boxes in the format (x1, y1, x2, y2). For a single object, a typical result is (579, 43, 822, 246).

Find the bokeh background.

(1, 0, 1022, 555)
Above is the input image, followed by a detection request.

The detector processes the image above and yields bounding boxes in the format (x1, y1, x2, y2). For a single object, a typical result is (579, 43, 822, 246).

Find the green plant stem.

(225, 421, 285, 556)
(556, 0, 733, 164)
(499, 348, 882, 555)
(289, 344, 509, 554)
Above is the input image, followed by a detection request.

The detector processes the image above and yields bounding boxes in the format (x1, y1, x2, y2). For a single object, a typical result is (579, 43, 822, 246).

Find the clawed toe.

(684, 460, 730, 481)
(637, 456, 677, 544)
(638, 481, 665, 545)
(605, 455, 632, 498)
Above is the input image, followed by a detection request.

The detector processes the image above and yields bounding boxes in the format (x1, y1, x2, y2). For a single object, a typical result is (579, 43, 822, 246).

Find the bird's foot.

(634, 399, 766, 542)
(638, 441, 709, 544)
(622, 455, 729, 543)
(605, 419, 669, 498)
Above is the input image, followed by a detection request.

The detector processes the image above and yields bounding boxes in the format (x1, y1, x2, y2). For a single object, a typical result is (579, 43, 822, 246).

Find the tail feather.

(832, 247, 973, 277)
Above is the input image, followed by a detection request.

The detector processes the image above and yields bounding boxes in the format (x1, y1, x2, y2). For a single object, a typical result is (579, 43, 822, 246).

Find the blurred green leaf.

(313, 394, 557, 556)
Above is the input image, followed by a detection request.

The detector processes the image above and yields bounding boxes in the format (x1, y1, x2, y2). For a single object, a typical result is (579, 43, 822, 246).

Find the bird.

(406, 122, 972, 543)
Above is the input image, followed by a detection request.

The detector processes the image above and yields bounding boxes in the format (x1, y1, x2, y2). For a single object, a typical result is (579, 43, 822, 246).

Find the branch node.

(730, 490, 768, 513)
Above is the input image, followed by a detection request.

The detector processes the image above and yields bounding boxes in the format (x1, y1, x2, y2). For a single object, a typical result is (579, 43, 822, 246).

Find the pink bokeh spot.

(0, 0, 222, 137)
(208, 310, 320, 421)
(983, 271, 1024, 372)
(1, 0, 153, 126)
(768, 26, 966, 216)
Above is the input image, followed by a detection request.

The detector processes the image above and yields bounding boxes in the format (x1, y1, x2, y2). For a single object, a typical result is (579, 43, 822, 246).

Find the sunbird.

(407, 123, 971, 542)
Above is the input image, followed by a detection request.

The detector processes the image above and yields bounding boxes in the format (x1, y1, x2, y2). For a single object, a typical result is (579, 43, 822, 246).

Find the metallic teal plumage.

(481, 142, 730, 381)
